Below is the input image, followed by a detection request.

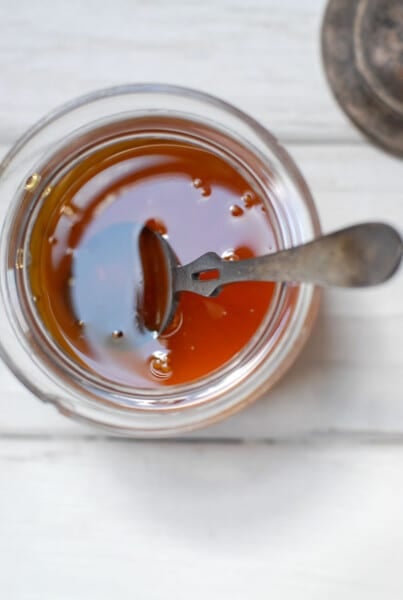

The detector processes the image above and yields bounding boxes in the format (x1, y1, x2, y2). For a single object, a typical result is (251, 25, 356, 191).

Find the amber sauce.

(29, 139, 277, 387)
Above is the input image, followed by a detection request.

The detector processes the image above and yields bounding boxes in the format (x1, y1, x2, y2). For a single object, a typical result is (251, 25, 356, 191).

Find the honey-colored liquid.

(29, 138, 276, 387)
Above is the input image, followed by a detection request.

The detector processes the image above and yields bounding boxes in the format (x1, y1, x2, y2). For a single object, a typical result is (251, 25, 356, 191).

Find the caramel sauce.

(29, 138, 276, 387)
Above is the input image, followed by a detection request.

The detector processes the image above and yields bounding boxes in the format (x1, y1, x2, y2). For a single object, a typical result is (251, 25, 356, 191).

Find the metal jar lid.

(322, 0, 403, 157)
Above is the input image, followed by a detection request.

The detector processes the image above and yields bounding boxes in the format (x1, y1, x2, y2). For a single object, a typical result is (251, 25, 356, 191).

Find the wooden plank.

(0, 141, 401, 438)
(1, 438, 403, 599)
(0, 0, 360, 144)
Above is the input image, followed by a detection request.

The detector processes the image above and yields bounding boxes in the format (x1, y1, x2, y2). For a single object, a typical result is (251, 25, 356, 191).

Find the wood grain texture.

(0, 0, 361, 144)
(0, 142, 401, 439)
(1, 439, 403, 599)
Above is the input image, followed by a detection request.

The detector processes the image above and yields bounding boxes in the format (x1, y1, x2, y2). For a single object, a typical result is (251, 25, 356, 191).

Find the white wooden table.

(0, 1, 402, 598)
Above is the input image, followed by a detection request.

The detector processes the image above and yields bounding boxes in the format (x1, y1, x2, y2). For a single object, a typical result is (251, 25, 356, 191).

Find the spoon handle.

(175, 223, 402, 296)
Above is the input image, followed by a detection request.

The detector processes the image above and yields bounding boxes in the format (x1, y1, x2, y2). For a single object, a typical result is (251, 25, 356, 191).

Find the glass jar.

(0, 84, 320, 436)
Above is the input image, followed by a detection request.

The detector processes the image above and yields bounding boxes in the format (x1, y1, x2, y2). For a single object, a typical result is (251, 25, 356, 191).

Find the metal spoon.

(139, 222, 402, 333)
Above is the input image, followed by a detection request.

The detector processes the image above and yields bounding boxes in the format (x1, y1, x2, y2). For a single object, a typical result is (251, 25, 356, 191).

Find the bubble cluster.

(192, 178, 211, 197)
(230, 204, 244, 217)
(149, 350, 172, 379)
(242, 191, 256, 208)
(243, 191, 263, 210)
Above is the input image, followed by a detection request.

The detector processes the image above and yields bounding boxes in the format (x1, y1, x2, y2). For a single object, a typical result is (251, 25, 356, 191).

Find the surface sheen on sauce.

(29, 139, 276, 387)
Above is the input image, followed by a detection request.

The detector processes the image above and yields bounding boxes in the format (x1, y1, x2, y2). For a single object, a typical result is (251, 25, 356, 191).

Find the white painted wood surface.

(0, 0, 359, 144)
(0, 0, 402, 597)
(2, 439, 403, 599)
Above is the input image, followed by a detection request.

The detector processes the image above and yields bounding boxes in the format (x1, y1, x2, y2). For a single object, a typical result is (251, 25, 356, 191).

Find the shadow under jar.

(0, 85, 320, 436)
